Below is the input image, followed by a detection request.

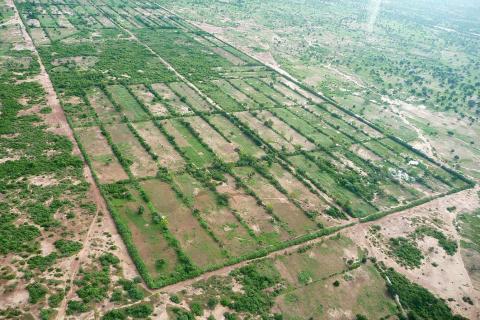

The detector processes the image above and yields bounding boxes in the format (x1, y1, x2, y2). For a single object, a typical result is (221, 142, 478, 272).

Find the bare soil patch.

(185, 116, 239, 162)
(236, 111, 294, 152)
(347, 187, 480, 319)
(133, 121, 185, 171)
(88, 87, 122, 124)
(256, 110, 315, 151)
(217, 175, 290, 242)
(234, 167, 316, 235)
(106, 124, 158, 178)
(142, 179, 225, 268)
(151, 83, 192, 115)
(129, 84, 170, 117)
(77, 126, 128, 183)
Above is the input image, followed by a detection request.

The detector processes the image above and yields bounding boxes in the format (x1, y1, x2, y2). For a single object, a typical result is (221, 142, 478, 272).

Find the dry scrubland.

(0, 0, 478, 319)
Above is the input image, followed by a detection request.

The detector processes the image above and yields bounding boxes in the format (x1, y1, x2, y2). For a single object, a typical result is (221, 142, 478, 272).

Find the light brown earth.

(236, 111, 295, 152)
(129, 84, 170, 117)
(76, 126, 129, 183)
(217, 175, 290, 241)
(185, 116, 239, 162)
(347, 186, 480, 319)
(132, 121, 186, 171)
(256, 110, 316, 150)
(105, 123, 158, 178)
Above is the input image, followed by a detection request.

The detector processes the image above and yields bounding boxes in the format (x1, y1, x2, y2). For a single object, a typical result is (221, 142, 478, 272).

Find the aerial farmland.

(0, 0, 479, 319)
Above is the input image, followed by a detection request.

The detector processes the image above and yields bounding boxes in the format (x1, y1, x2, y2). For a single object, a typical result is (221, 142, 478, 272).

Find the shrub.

(207, 297, 218, 309)
(155, 258, 166, 270)
(297, 271, 312, 285)
(389, 237, 423, 268)
(48, 292, 64, 308)
(66, 300, 88, 315)
(40, 308, 55, 320)
(54, 239, 82, 257)
(190, 302, 203, 316)
(27, 282, 47, 304)
(99, 253, 120, 267)
(124, 304, 153, 318)
(385, 268, 462, 319)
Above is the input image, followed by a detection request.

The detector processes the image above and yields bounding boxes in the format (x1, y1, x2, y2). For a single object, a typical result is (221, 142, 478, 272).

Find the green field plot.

(129, 84, 170, 117)
(88, 87, 122, 124)
(320, 103, 384, 139)
(173, 173, 260, 256)
(211, 46, 246, 65)
(362, 140, 450, 194)
(107, 85, 150, 122)
(141, 179, 226, 268)
(236, 111, 295, 152)
(37, 14, 57, 28)
(45, 27, 77, 42)
(217, 175, 290, 245)
(160, 119, 215, 168)
(135, 29, 234, 81)
(271, 108, 335, 148)
(276, 263, 396, 319)
(272, 81, 310, 105)
(287, 106, 352, 146)
(151, 83, 193, 115)
(306, 105, 371, 142)
(280, 78, 324, 104)
(168, 82, 215, 113)
(105, 123, 158, 178)
(185, 116, 239, 163)
(254, 110, 316, 151)
(98, 5, 137, 30)
(30, 28, 50, 46)
(309, 151, 403, 210)
(380, 138, 469, 189)
(268, 163, 332, 224)
(95, 14, 116, 28)
(195, 80, 244, 111)
(234, 167, 317, 235)
(132, 121, 185, 171)
(230, 78, 277, 107)
(245, 78, 296, 106)
(289, 154, 376, 217)
(76, 126, 128, 184)
(206, 114, 265, 158)
(212, 78, 256, 109)
(39, 39, 176, 96)
(105, 183, 184, 282)
(221, 65, 274, 79)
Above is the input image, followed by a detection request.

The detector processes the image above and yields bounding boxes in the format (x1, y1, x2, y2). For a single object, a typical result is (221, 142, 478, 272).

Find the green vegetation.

(413, 226, 458, 255)
(384, 268, 465, 319)
(389, 237, 424, 268)
(27, 282, 48, 304)
(54, 239, 83, 257)
(102, 304, 153, 319)
(457, 209, 480, 253)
